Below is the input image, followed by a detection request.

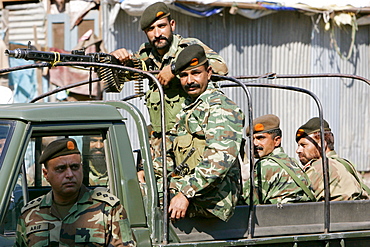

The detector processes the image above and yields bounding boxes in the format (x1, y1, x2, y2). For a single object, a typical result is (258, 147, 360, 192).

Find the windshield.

(0, 121, 16, 169)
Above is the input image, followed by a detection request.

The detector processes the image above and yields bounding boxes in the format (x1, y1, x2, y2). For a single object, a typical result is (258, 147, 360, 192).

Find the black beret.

(39, 138, 81, 164)
(296, 117, 331, 142)
(140, 2, 170, 30)
(246, 114, 280, 136)
(172, 44, 207, 75)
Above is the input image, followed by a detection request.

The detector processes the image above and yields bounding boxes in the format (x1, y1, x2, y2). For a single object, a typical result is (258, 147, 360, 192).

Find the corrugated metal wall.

(5, 2, 46, 47)
(103, 5, 370, 171)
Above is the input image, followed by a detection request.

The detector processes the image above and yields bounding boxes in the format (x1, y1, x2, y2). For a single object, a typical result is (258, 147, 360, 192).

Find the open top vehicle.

(0, 48, 370, 246)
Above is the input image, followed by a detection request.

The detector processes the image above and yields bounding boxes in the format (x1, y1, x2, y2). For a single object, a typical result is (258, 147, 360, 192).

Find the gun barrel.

(5, 49, 25, 59)
(4, 48, 97, 62)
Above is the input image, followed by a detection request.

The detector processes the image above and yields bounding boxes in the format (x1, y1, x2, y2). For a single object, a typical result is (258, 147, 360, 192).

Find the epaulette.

(178, 37, 199, 48)
(209, 93, 223, 106)
(91, 187, 120, 207)
(21, 196, 44, 214)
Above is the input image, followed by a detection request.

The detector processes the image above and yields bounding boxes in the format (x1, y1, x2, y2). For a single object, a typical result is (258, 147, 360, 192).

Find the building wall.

(4, 2, 46, 47)
(103, 6, 370, 171)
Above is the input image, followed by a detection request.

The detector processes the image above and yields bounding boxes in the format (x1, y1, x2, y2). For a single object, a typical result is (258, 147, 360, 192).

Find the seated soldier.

(165, 44, 245, 222)
(296, 117, 370, 201)
(243, 114, 315, 204)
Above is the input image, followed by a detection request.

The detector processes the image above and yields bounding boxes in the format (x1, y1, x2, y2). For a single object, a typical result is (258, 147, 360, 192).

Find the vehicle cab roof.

(0, 101, 125, 123)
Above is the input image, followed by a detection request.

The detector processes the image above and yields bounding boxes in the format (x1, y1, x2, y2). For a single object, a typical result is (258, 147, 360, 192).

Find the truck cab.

(0, 101, 154, 246)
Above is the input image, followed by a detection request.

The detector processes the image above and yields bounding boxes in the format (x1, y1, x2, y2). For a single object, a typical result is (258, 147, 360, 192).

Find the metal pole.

(220, 82, 330, 235)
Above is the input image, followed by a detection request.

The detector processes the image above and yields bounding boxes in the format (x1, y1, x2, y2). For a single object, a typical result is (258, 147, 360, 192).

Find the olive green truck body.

(0, 100, 370, 247)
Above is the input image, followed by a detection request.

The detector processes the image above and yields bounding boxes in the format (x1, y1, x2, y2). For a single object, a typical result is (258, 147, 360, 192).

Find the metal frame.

(2, 61, 370, 244)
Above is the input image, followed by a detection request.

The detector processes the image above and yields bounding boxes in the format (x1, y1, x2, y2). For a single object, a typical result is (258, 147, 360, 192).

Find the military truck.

(0, 57, 370, 247)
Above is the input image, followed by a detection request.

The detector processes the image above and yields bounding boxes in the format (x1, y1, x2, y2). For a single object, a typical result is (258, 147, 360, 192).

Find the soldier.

(296, 117, 370, 201)
(110, 2, 228, 181)
(242, 114, 315, 205)
(85, 135, 108, 186)
(165, 44, 244, 222)
(15, 138, 135, 246)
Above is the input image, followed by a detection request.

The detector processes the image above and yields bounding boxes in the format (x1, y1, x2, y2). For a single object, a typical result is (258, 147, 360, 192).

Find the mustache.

(184, 83, 201, 90)
(152, 35, 169, 43)
(254, 146, 263, 151)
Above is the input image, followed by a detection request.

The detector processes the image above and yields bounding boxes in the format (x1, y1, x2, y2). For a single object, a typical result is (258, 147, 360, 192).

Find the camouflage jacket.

(305, 152, 369, 201)
(15, 185, 135, 247)
(136, 34, 228, 133)
(168, 83, 245, 221)
(243, 147, 313, 205)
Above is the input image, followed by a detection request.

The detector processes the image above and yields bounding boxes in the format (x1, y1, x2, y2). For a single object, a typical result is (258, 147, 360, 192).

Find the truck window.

(0, 173, 24, 244)
(1, 133, 109, 244)
(0, 121, 15, 169)
(25, 134, 109, 190)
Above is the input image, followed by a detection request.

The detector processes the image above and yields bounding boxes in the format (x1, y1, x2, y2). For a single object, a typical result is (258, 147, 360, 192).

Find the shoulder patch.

(21, 196, 44, 214)
(209, 94, 223, 106)
(92, 187, 120, 207)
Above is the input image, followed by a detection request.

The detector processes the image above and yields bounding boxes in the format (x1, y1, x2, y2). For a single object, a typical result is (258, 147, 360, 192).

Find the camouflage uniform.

(135, 34, 228, 167)
(304, 153, 369, 201)
(89, 161, 109, 186)
(167, 83, 245, 222)
(243, 147, 313, 205)
(15, 185, 135, 246)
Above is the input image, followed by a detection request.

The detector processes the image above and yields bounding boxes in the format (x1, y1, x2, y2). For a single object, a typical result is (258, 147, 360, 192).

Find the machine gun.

(5, 43, 144, 93)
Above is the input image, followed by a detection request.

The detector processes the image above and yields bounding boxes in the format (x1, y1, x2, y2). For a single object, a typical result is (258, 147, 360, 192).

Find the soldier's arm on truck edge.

(171, 98, 244, 198)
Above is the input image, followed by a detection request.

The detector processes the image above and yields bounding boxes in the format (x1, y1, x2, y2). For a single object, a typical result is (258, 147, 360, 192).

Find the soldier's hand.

(137, 170, 145, 183)
(169, 192, 189, 220)
(110, 48, 132, 64)
(157, 65, 175, 87)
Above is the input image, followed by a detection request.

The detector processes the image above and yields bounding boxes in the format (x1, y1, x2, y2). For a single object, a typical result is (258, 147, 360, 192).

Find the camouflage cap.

(172, 44, 207, 75)
(140, 2, 171, 30)
(246, 114, 280, 136)
(296, 117, 331, 142)
(39, 138, 81, 164)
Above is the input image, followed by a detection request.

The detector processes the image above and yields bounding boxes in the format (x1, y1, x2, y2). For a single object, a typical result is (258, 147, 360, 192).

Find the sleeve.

(199, 41, 228, 76)
(107, 203, 136, 247)
(171, 99, 244, 198)
(15, 216, 27, 247)
(182, 38, 228, 76)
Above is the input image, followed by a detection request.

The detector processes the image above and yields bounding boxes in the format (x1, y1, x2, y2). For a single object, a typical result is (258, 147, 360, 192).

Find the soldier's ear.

(170, 19, 176, 32)
(42, 168, 49, 181)
(273, 135, 281, 147)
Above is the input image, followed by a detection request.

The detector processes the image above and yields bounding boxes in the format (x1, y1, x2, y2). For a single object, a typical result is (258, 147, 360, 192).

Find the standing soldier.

(243, 114, 315, 205)
(296, 117, 370, 201)
(110, 2, 228, 181)
(15, 138, 135, 246)
(165, 44, 244, 221)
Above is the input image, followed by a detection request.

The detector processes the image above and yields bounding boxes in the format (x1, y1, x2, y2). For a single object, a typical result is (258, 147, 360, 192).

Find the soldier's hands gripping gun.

(5, 44, 144, 93)
(170, 147, 196, 177)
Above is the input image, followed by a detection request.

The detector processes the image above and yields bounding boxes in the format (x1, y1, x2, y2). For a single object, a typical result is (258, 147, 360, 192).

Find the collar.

(184, 83, 218, 109)
(268, 147, 285, 156)
(40, 184, 91, 208)
(302, 159, 318, 172)
(326, 150, 337, 158)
